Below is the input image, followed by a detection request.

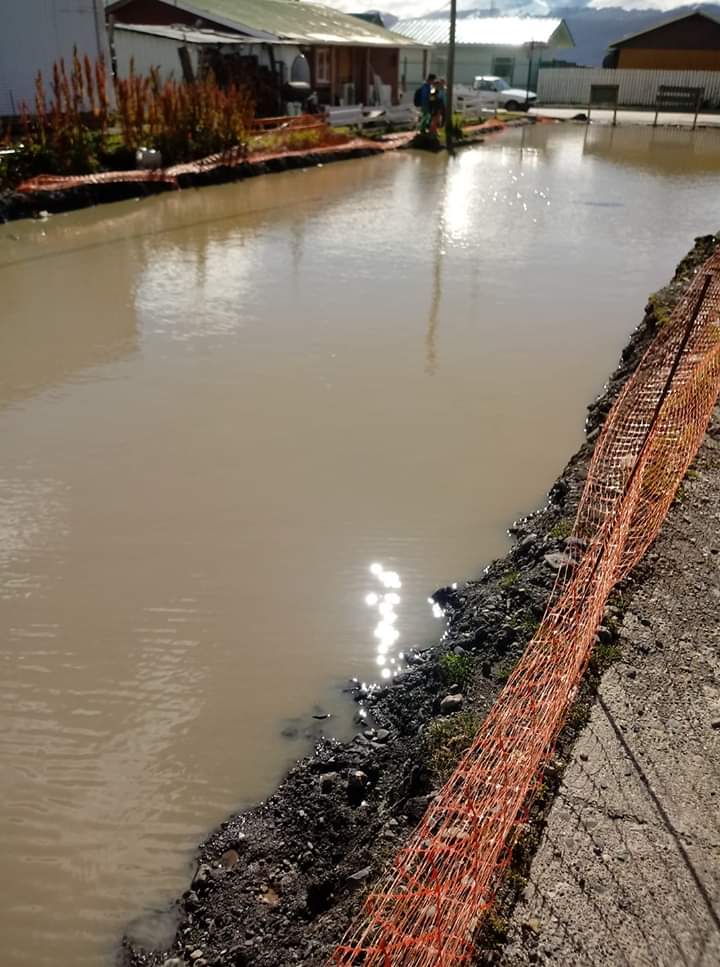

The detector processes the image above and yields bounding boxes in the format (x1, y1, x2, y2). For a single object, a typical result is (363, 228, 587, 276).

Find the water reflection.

(583, 124, 720, 174)
(0, 245, 139, 410)
(425, 165, 450, 376)
(3, 128, 720, 967)
(365, 563, 403, 680)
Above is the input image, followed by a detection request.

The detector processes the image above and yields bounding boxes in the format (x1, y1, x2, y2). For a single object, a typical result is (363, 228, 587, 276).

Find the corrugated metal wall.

(0, 0, 110, 117)
(114, 31, 200, 82)
(428, 46, 540, 89)
(538, 67, 720, 108)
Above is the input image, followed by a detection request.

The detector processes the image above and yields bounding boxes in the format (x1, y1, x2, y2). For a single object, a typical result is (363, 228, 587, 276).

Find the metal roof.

(608, 9, 720, 49)
(108, 0, 419, 47)
(392, 15, 574, 49)
(113, 23, 252, 45)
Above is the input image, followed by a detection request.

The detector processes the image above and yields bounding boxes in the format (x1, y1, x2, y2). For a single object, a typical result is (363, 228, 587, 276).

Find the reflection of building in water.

(0, 232, 139, 410)
(583, 125, 720, 176)
(425, 170, 448, 377)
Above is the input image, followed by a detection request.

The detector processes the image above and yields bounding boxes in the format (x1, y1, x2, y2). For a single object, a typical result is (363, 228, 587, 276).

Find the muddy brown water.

(1, 124, 719, 966)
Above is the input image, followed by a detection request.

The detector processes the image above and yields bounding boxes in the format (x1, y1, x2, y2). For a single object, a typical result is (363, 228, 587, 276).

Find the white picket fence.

(538, 67, 720, 109)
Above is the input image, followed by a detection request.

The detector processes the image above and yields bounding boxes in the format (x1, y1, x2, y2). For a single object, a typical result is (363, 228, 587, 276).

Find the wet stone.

(347, 770, 369, 806)
(544, 552, 576, 571)
(319, 772, 339, 793)
(405, 795, 434, 822)
(219, 849, 240, 869)
(192, 863, 211, 889)
(440, 693, 464, 714)
(347, 865, 373, 883)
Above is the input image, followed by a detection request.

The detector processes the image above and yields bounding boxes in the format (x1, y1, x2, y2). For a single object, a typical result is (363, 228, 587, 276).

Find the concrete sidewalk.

(532, 106, 720, 128)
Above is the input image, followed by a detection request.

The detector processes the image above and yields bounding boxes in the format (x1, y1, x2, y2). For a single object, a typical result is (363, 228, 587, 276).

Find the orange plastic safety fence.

(334, 252, 720, 966)
(16, 128, 409, 196)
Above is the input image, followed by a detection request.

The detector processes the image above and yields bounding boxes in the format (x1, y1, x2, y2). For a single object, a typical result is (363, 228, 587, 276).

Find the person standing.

(429, 78, 447, 135)
(414, 73, 437, 134)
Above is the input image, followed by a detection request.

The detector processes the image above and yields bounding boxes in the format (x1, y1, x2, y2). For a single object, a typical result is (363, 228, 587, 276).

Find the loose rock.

(347, 866, 373, 883)
(544, 552, 576, 571)
(219, 849, 240, 869)
(440, 693, 464, 713)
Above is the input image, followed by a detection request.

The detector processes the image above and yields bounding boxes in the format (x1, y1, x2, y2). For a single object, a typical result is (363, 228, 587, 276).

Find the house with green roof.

(107, 0, 420, 112)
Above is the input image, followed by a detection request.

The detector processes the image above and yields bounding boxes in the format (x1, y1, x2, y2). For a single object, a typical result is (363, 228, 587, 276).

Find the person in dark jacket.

(415, 73, 437, 133)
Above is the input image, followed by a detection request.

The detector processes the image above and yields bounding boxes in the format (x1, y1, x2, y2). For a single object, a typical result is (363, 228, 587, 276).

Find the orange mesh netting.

(334, 251, 720, 966)
(16, 119, 413, 196)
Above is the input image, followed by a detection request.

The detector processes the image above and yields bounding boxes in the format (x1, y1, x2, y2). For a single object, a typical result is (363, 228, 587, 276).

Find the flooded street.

(1, 124, 719, 967)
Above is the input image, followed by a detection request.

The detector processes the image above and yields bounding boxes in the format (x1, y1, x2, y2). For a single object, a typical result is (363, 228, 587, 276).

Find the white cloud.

(328, 0, 439, 18)
(326, 0, 688, 17)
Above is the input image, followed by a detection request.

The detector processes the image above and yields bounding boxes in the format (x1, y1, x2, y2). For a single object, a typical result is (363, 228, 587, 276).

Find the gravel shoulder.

(123, 234, 720, 967)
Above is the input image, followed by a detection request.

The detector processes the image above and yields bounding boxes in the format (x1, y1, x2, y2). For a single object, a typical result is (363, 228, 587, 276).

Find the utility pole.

(525, 40, 535, 110)
(445, 0, 457, 154)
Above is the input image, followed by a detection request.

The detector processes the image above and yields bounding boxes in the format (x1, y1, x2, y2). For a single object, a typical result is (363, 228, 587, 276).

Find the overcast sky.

(329, 0, 692, 20)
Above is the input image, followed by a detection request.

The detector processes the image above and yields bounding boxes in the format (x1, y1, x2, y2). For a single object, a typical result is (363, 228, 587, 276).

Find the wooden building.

(607, 10, 720, 71)
(107, 0, 419, 107)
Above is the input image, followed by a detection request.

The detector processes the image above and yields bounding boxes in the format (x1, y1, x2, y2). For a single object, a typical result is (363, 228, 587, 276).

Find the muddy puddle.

(1, 124, 719, 966)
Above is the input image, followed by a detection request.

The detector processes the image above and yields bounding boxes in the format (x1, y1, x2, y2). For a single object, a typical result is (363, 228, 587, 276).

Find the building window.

(492, 57, 515, 83)
(315, 47, 330, 85)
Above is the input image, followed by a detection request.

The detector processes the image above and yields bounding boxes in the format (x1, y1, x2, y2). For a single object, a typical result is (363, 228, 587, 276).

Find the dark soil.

(122, 234, 720, 967)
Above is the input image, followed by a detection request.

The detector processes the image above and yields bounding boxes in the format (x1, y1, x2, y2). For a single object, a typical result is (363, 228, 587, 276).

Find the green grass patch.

(480, 912, 510, 948)
(494, 656, 518, 684)
(549, 519, 573, 540)
(591, 639, 623, 673)
(565, 699, 592, 732)
(648, 293, 672, 327)
(518, 614, 540, 639)
(438, 652, 476, 690)
(499, 569, 519, 590)
(425, 711, 482, 778)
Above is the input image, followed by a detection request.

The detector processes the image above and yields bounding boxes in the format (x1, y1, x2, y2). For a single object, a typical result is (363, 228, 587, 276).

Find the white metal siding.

(113, 33, 302, 86)
(424, 46, 550, 89)
(399, 47, 426, 94)
(0, 0, 109, 116)
(538, 67, 720, 108)
(114, 30, 201, 82)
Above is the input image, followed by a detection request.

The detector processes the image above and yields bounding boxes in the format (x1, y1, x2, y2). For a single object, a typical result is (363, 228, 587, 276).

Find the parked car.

(460, 76, 537, 112)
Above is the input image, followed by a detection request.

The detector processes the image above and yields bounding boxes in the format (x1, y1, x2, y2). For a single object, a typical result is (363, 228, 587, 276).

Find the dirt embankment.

(0, 119, 529, 226)
(0, 144, 385, 224)
(123, 234, 720, 967)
